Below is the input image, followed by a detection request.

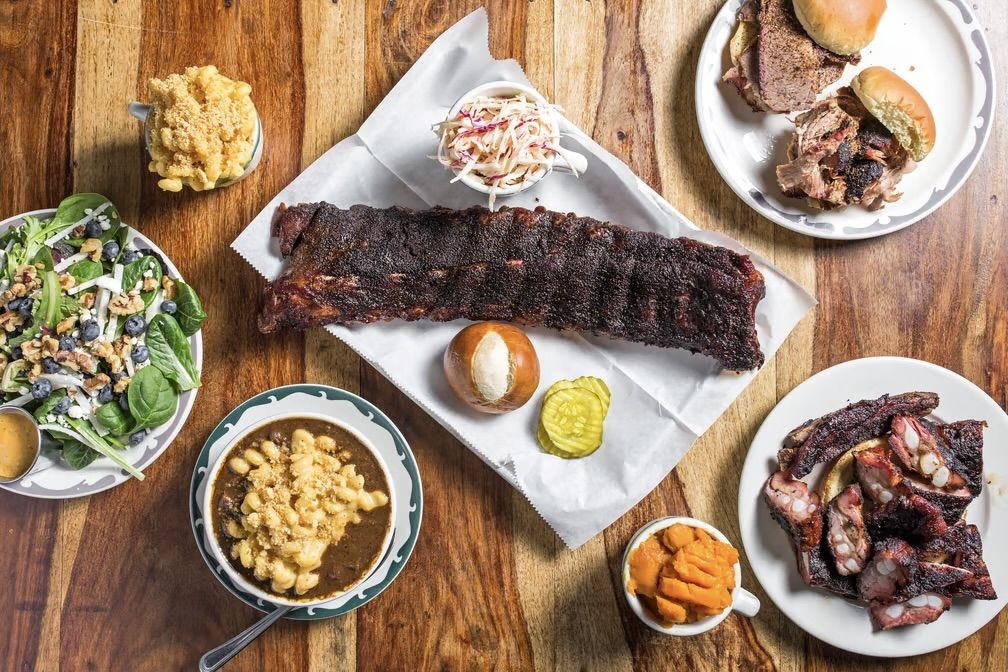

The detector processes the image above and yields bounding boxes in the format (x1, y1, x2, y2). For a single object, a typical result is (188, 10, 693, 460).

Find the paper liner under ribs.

(259, 203, 767, 371)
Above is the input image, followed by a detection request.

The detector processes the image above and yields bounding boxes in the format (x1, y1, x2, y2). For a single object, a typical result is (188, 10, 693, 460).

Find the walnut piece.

(161, 276, 176, 300)
(81, 238, 103, 261)
(0, 311, 24, 333)
(84, 373, 111, 393)
(108, 291, 145, 316)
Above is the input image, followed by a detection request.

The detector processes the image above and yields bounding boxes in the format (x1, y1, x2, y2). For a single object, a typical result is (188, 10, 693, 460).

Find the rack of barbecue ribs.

(257, 203, 768, 371)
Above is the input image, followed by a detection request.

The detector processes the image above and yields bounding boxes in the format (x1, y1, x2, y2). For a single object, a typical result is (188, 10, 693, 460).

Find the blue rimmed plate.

(189, 384, 423, 620)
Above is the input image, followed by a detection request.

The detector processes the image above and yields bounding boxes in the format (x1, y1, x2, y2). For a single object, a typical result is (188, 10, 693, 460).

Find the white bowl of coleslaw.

(435, 81, 588, 208)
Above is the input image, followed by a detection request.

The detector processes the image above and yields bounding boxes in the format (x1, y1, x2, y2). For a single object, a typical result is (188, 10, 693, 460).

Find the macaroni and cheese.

(146, 65, 256, 192)
(213, 419, 390, 599)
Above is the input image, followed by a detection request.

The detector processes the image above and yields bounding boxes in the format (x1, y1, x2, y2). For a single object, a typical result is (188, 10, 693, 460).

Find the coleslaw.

(433, 93, 580, 208)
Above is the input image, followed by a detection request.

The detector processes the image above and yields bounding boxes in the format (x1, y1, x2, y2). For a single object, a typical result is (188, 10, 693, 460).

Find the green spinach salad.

(0, 194, 205, 479)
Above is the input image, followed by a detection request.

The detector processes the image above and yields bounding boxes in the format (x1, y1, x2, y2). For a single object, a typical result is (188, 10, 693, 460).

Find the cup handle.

(552, 149, 588, 176)
(732, 587, 761, 618)
(128, 101, 150, 123)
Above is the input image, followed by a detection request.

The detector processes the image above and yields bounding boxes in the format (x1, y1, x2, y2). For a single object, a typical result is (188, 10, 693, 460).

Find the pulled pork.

(776, 88, 916, 210)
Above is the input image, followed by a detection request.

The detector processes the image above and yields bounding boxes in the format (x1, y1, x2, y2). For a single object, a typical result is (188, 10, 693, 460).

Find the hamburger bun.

(851, 66, 936, 162)
(793, 0, 887, 56)
(819, 437, 887, 502)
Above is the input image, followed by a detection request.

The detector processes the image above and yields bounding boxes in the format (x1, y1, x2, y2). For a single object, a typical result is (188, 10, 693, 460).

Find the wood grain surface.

(0, 1, 1005, 670)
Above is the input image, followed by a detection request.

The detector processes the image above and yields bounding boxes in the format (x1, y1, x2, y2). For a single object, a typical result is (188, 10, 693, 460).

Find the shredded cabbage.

(433, 93, 577, 209)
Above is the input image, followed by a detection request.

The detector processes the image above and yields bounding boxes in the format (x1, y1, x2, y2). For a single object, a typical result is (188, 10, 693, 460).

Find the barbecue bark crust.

(779, 392, 941, 478)
(259, 203, 768, 371)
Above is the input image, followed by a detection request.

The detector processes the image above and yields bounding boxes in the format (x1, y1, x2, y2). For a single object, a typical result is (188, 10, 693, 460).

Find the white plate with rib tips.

(738, 357, 1008, 656)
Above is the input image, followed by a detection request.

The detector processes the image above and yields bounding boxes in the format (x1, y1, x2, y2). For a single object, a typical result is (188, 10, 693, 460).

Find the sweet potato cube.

(628, 537, 670, 598)
(655, 596, 688, 624)
(659, 577, 730, 611)
(662, 524, 696, 551)
(672, 552, 718, 588)
(681, 547, 721, 576)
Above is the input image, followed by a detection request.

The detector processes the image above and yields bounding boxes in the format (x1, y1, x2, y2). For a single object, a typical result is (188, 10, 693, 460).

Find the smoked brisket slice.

(755, 0, 857, 113)
(259, 203, 767, 370)
(778, 392, 940, 478)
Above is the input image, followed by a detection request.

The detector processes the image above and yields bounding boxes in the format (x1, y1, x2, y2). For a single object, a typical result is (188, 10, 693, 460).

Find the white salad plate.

(696, 0, 995, 240)
(738, 357, 1008, 657)
(189, 384, 422, 620)
(0, 208, 202, 499)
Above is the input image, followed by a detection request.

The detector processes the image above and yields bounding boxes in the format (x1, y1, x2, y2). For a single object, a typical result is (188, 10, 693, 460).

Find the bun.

(851, 66, 936, 162)
(443, 322, 540, 414)
(819, 438, 887, 502)
(793, 0, 886, 56)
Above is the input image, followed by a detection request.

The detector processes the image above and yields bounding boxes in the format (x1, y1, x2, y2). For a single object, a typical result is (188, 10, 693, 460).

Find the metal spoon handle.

(199, 605, 293, 672)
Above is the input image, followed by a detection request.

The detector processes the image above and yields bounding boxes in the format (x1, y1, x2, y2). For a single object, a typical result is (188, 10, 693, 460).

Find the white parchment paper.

(232, 8, 815, 548)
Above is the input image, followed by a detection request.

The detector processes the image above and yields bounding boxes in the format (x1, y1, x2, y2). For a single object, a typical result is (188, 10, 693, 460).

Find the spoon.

(199, 605, 293, 672)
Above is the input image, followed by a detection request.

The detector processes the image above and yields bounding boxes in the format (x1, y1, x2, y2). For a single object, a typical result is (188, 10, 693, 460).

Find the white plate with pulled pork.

(696, 0, 995, 240)
(738, 357, 1007, 656)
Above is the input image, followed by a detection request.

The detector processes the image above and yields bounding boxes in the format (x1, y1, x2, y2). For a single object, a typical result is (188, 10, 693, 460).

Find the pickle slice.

(537, 421, 578, 458)
(544, 379, 578, 399)
(540, 387, 604, 457)
(545, 376, 611, 415)
(572, 376, 610, 415)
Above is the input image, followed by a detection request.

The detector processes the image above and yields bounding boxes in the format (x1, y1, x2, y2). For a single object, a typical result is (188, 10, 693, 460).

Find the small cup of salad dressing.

(0, 406, 42, 484)
(433, 81, 588, 208)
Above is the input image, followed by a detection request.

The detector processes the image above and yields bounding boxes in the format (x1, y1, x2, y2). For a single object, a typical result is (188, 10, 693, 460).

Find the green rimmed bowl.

(189, 384, 422, 620)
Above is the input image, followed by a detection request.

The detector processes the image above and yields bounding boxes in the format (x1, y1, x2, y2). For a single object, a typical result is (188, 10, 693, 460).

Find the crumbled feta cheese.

(67, 405, 86, 419)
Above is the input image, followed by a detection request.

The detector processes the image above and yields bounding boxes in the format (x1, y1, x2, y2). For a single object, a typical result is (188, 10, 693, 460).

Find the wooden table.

(1, 1, 1005, 670)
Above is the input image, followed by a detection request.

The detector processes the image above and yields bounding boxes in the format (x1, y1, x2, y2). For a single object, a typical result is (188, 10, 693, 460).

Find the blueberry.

(84, 220, 103, 239)
(58, 335, 76, 351)
(42, 357, 60, 374)
(30, 378, 52, 400)
(102, 240, 120, 262)
(160, 300, 177, 315)
(118, 393, 130, 411)
(124, 315, 146, 336)
(120, 249, 142, 265)
(16, 298, 33, 317)
(53, 396, 72, 415)
(97, 384, 114, 404)
(131, 344, 149, 363)
(10, 346, 22, 361)
(5, 297, 24, 313)
(81, 319, 100, 341)
(128, 429, 148, 446)
(110, 370, 125, 382)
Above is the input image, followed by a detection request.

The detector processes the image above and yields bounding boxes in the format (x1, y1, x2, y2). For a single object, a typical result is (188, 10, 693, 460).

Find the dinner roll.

(851, 66, 936, 162)
(793, 0, 887, 56)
